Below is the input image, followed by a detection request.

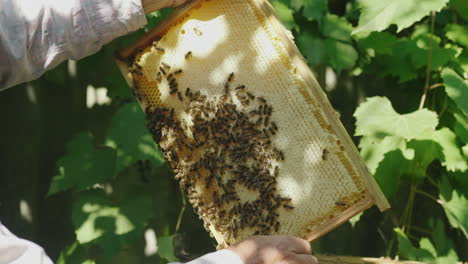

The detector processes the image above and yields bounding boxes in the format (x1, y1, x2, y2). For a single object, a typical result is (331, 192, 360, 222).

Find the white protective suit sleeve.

(0, 222, 53, 264)
(0, 0, 147, 91)
(1, 221, 243, 264)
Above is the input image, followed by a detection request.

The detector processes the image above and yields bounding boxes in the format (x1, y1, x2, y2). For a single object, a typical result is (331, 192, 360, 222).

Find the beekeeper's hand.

(227, 235, 319, 264)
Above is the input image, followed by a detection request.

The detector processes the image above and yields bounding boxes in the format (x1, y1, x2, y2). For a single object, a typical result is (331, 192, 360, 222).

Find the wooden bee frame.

(115, 0, 390, 244)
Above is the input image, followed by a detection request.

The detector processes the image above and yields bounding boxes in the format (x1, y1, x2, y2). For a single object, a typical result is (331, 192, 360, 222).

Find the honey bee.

(185, 51, 192, 60)
(235, 85, 245, 90)
(322, 149, 329, 161)
(162, 62, 171, 70)
(335, 201, 347, 206)
(174, 69, 183, 75)
(227, 72, 235, 82)
(159, 67, 166, 75)
(156, 47, 165, 53)
(283, 204, 294, 210)
(257, 96, 266, 103)
(156, 71, 162, 82)
(178, 92, 183, 101)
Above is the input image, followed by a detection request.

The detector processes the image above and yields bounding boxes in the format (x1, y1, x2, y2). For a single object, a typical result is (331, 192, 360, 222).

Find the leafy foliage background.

(0, 0, 466, 263)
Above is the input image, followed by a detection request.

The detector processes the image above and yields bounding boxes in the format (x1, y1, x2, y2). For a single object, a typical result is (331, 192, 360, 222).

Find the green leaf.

(321, 14, 353, 42)
(442, 68, 468, 116)
(325, 39, 358, 72)
(372, 150, 406, 197)
(452, 0, 468, 21)
(354, 97, 438, 140)
(431, 219, 460, 263)
(394, 228, 436, 262)
(57, 242, 94, 264)
(457, 49, 468, 74)
(410, 34, 458, 70)
(446, 24, 468, 48)
(72, 189, 152, 256)
(302, 0, 328, 21)
(374, 38, 420, 82)
(106, 103, 164, 173)
(48, 132, 117, 195)
(439, 176, 468, 238)
(271, 0, 297, 30)
(353, 0, 449, 35)
(417, 128, 468, 172)
(158, 236, 179, 262)
(359, 136, 411, 173)
(356, 31, 398, 55)
(296, 33, 327, 66)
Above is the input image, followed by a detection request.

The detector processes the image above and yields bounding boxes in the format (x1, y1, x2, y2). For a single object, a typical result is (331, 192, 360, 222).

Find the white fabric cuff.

(179, 249, 244, 264)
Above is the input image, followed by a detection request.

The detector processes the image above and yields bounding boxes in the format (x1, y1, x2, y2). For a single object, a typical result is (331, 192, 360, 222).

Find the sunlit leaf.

(446, 24, 468, 48)
(48, 132, 116, 195)
(72, 189, 152, 256)
(416, 128, 467, 172)
(158, 236, 179, 262)
(106, 103, 164, 173)
(394, 228, 436, 262)
(354, 97, 438, 140)
(442, 68, 468, 116)
(353, 0, 449, 35)
(439, 176, 468, 238)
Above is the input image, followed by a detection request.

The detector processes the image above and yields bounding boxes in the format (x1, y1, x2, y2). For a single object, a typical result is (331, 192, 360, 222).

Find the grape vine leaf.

(56, 242, 93, 264)
(442, 68, 468, 116)
(439, 176, 468, 238)
(322, 14, 353, 42)
(158, 236, 179, 262)
(416, 128, 467, 172)
(354, 97, 438, 140)
(446, 24, 468, 48)
(431, 219, 460, 263)
(106, 103, 164, 173)
(453, 112, 468, 143)
(355, 97, 467, 196)
(72, 189, 152, 257)
(395, 222, 459, 263)
(353, 0, 449, 35)
(452, 0, 468, 21)
(48, 132, 117, 195)
(298, 0, 328, 21)
(325, 39, 358, 72)
(394, 228, 435, 262)
(356, 31, 398, 55)
(271, 0, 297, 30)
(297, 33, 327, 66)
(410, 34, 458, 70)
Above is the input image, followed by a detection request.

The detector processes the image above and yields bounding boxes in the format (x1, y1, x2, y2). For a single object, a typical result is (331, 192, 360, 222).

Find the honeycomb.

(119, 0, 388, 247)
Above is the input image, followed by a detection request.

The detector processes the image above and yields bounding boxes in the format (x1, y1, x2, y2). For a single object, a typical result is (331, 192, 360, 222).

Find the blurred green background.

(0, 0, 466, 263)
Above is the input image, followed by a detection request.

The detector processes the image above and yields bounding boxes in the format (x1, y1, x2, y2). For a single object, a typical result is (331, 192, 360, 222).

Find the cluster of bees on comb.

(128, 43, 295, 244)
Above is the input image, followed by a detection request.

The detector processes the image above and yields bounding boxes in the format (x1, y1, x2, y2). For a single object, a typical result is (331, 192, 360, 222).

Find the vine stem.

(175, 188, 187, 232)
(419, 11, 436, 110)
(415, 189, 443, 204)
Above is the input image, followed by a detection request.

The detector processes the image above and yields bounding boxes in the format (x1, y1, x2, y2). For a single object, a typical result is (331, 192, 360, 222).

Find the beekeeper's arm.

(0, 0, 187, 91)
